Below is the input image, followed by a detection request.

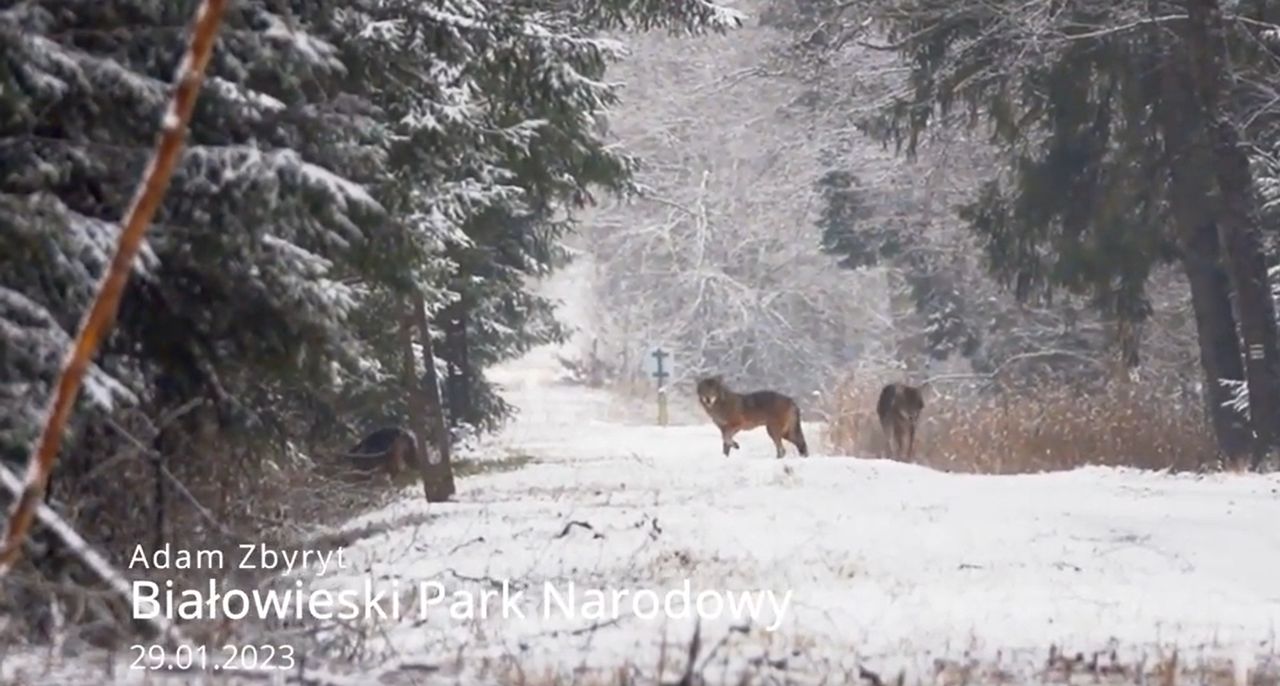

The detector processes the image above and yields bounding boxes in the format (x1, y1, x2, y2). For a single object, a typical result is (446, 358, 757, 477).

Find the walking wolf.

(343, 426, 418, 477)
(696, 376, 809, 459)
(876, 383, 924, 459)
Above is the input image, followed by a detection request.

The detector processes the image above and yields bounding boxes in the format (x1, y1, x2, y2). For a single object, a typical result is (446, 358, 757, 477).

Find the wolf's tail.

(790, 404, 809, 457)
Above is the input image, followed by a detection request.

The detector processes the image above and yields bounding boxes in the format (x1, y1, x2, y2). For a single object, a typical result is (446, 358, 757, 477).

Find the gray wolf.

(696, 376, 809, 459)
(344, 426, 418, 477)
(876, 383, 924, 459)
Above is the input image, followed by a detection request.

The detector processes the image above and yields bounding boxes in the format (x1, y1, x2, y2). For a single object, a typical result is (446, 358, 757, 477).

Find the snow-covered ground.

(7, 263, 1279, 686)
(295, 265, 1280, 684)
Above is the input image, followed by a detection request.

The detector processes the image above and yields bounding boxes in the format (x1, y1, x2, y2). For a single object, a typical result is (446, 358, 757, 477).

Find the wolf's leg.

(786, 428, 808, 457)
(787, 408, 809, 457)
(767, 423, 785, 459)
(721, 428, 738, 457)
(762, 419, 783, 458)
(893, 420, 907, 460)
(388, 442, 404, 475)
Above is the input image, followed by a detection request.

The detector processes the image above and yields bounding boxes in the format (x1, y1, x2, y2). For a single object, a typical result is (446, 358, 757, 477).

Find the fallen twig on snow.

(556, 519, 604, 539)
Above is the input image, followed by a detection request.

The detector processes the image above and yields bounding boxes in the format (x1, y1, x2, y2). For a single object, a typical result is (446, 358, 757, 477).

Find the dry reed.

(822, 372, 1220, 473)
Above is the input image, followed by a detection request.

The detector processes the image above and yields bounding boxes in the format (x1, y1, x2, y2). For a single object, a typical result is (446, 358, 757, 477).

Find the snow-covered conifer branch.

(0, 0, 230, 576)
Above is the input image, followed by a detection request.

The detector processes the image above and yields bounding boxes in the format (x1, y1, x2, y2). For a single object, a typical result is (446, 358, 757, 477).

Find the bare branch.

(101, 414, 238, 541)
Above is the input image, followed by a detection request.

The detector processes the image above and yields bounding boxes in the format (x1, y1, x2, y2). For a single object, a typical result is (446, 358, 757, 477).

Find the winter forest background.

(2, 0, 1280, 662)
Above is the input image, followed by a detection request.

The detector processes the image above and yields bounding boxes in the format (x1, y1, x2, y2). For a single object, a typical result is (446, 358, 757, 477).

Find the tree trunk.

(1184, 0, 1280, 465)
(1181, 221, 1254, 457)
(1156, 49, 1253, 461)
(398, 300, 451, 502)
(442, 302, 472, 427)
(412, 293, 455, 500)
(885, 265, 924, 368)
(1108, 318, 1142, 382)
(455, 308, 473, 425)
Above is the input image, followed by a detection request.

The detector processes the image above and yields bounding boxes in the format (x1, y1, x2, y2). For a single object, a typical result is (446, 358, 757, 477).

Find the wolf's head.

(696, 376, 727, 409)
(900, 385, 925, 422)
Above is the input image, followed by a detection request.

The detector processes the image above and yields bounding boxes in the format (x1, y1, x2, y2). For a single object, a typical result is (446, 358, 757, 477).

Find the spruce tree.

(1, 0, 746, 530)
(1, 1, 390, 474)
(318, 0, 746, 436)
(775, 0, 1280, 460)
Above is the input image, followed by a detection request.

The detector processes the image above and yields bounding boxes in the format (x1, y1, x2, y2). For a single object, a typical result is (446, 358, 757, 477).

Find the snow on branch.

(259, 234, 360, 320)
(206, 76, 286, 112)
(1221, 378, 1250, 420)
(17, 33, 167, 105)
(180, 145, 382, 211)
(0, 287, 139, 417)
(261, 11, 344, 72)
(699, 1, 749, 29)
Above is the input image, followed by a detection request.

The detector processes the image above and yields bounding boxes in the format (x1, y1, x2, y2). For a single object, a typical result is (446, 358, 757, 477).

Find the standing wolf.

(876, 383, 924, 459)
(696, 376, 809, 459)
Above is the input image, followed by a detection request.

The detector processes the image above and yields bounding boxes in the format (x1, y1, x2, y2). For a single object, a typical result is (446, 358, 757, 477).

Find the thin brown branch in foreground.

(0, 0, 231, 575)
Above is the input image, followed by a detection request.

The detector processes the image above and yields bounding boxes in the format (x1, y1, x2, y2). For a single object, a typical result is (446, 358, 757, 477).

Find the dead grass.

(822, 372, 1223, 474)
(3, 640, 1276, 686)
(453, 452, 536, 478)
(470, 640, 1280, 686)
(0, 437, 539, 650)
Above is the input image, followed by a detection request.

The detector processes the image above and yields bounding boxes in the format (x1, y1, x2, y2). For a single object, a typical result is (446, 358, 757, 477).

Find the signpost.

(646, 347, 671, 426)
